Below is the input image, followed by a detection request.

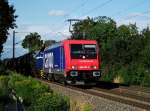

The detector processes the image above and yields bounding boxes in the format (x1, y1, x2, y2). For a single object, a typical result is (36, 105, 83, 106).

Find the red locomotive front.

(63, 40, 101, 85)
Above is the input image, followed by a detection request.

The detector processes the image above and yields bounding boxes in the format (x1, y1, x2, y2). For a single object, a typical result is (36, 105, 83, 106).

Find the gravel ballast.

(41, 80, 147, 111)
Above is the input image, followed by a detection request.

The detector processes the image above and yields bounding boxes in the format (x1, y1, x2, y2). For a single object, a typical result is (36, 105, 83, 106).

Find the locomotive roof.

(63, 39, 97, 44)
(45, 42, 62, 51)
(39, 40, 97, 53)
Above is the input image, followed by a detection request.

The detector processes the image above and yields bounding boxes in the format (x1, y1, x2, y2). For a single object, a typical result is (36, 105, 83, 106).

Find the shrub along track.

(37, 78, 150, 111)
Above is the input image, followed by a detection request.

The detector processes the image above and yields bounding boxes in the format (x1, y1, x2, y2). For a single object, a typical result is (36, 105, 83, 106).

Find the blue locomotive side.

(35, 52, 44, 70)
(43, 44, 65, 74)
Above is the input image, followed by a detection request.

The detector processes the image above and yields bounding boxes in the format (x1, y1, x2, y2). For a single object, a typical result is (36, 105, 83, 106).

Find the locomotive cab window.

(70, 44, 97, 59)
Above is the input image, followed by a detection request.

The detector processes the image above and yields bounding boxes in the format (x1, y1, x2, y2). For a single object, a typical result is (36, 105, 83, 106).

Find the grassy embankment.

(0, 72, 93, 111)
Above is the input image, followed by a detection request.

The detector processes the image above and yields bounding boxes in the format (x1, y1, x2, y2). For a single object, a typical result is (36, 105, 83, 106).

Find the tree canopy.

(72, 16, 117, 41)
(0, 0, 17, 54)
(22, 32, 43, 52)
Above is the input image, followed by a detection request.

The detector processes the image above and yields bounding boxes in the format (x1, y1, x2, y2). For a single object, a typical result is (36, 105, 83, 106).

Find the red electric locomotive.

(36, 40, 101, 85)
(63, 40, 101, 85)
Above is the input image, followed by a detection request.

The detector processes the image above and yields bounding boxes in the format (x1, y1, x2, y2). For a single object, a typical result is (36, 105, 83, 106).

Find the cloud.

(48, 10, 66, 16)
(115, 12, 150, 30)
(116, 18, 150, 31)
(2, 22, 71, 59)
(24, 24, 71, 40)
(19, 24, 70, 40)
(1, 24, 71, 59)
(5, 45, 22, 49)
(8, 25, 53, 41)
(2, 43, 28, 59)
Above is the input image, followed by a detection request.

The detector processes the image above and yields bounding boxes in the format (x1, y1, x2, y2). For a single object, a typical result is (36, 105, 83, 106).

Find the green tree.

(22, 32, 43, 52)
(140, 27, 150, 68)
(72, 16, 117, 42)
(0, 0, 17, 54)
(71, 17, 95, 39)
(44, 40, 56, 47)
(111, 24, 140, 65)
(117, 24, 138, 40)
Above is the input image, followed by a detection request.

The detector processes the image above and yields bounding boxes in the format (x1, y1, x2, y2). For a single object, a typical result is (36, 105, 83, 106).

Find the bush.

(128, 64, 150, 87)
(8, 74, 50, 105)
(8, 73, 26, 88)
(113, 66, 130, 85)
(0, 63, 8, 75)
(1, 73, 70, 110)
(28, 93, 70, 111)
(100, 64, 114, 82)
(0, 76, 10, 97)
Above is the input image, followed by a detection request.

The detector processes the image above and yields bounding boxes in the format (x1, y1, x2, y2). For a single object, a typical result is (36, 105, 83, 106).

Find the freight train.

(4, 52, 36, 76)
(36, 40, 101, 85)
(5, 40, 101, 85)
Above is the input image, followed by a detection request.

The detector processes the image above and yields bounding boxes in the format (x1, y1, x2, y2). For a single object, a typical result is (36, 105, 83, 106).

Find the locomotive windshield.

(70, 44, 97, 59)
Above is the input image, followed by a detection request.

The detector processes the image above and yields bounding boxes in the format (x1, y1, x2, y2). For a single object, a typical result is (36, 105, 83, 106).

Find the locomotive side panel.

(43, 44, 65, 81)
(35, 52, 44, 70)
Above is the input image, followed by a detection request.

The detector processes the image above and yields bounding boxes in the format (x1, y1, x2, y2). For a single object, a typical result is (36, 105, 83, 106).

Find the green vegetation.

(22, 32, 43, 52)
(28, 93, 69, 111)
(72, 16, 150, 87)
(83, 103, 93, 111)
(0, 72, 70, 111)
(8, 73, 50, 105)
(22, 32, 57, 52)
(0, 72, 94, 111)
(0, 75, 9, 97)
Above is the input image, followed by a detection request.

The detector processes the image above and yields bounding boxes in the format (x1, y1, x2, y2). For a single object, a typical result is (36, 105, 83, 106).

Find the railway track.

(87, 88, 150, 110)
(92, 87, 150, 103)
(38, 78, 150, 110)
(94, 82, 150, 103)
(116, 86, 150, 97)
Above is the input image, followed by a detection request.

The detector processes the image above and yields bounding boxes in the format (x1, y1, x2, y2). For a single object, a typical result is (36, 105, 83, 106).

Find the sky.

(1, 0, 150, 59)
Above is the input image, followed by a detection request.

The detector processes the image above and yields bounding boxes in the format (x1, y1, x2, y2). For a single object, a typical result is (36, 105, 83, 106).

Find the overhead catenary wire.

(51, 0, 90, 33)
(54, 0, 113, 35)
(78, 0, 113, 18)
(67, 0, 90, 16)
(123, 10, 150, 20)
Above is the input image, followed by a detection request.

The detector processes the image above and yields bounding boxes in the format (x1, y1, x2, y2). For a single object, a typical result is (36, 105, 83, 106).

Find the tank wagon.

(36, 40, 101, 85)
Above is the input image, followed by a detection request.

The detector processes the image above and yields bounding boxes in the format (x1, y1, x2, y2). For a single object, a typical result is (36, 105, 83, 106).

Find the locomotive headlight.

(91, 66, 97, 69)
(93, 66, 97, 69)
(72, 65, 77, 69)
